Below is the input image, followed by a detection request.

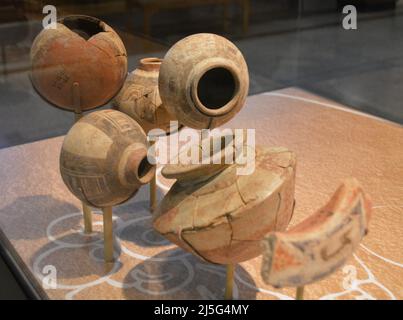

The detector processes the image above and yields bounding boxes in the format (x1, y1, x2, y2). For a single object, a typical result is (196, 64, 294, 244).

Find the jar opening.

(140, 57, 162, 71)
(138, 156, 154, 181)
(61, 16, 104, 40)
(141, 57, 162, 64)
(197, 67, 236, 110)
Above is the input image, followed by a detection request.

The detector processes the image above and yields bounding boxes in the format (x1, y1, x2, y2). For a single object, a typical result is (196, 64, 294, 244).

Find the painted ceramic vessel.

(158, 33, 249, 129)
(261, 178, 372, 288)
(60, 110, 155, 208)
(30, 15, 127, 111)
(114, 57, 176, 133)
(153, 140, 296, 264)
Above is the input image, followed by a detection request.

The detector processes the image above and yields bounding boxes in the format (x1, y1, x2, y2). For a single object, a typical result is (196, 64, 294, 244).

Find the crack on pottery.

(274, 192, 281, 230)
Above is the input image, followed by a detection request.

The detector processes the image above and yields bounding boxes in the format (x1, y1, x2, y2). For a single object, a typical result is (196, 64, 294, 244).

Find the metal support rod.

(73, 82, 82, 122)
(149, 140, 157, 213)
(102, 206, 114, 262)
(72, 82, 93, 234)
(224, 264, 235, 300)
(296, 286, 304, 300)
(82, 203, 93, 234)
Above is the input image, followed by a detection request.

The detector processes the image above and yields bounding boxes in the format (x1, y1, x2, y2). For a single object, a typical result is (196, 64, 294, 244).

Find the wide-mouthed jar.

(158, 33, 249, 129)
(60, 110, 155, 208)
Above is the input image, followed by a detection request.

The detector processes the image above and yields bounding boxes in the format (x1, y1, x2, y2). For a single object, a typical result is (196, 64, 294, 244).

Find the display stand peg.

(72, 82, 93, 234)
(73, 82, 82, 122)
(149, 140, 157, 212)
(82, 203, 93, 234)
(296, 286, 304, 300)
(102, 206, 114, 262)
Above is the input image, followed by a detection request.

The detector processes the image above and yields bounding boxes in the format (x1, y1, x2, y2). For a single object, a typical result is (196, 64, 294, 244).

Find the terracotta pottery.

(153, 141, 296, 265)
(30, 15, 127, 111)
(114, 57, 177, 133)
(60, 109, 155, 208)
(158, 33, 249, 129)
(261, 178, 372, 288)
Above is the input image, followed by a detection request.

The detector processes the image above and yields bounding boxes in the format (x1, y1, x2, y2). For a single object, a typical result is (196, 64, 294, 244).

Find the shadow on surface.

(123, 248, 258, 300)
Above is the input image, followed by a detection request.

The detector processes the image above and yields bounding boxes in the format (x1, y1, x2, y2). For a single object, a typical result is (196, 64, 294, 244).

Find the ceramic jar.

(158, 33, 249, 129)
(60, 110, 155, 208)
(114, 57, 176, 133)
(261, 178, 372, 288)
(153, 143, 296, 265)
(30, 15, 127, 111)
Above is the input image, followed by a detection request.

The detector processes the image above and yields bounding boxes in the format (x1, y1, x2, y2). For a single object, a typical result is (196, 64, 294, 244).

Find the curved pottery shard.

(114, 57, 176, 133)
(261, 178, 372, 288)
(60, 110, 155, 208)
(153, 142, 296, 265)
(30, 15, 127, 110)
(158, 33, 249, 129)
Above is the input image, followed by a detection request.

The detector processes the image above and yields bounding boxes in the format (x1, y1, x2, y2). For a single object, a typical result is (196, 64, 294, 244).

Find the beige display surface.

(0, 88, 401, 299)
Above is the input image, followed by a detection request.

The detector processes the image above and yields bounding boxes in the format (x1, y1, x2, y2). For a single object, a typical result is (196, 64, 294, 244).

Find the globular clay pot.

(114, 57, 176, 133)
(60, 109, 155, 208)
(153, 141, 296, 265)
(261, 178, 372, 288)
(158, 33, 249, 129)
(30, 15, 127, 111)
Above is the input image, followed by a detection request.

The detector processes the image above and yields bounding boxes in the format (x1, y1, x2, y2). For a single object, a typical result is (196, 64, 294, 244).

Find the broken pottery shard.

(114, 57, 176, 134)
(31, 15, 127, 110)
(261, 178, 372, 288)
(158, 33, 249, 129)
(60, 110, 155, 208)
(153, 139, 296, 265)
